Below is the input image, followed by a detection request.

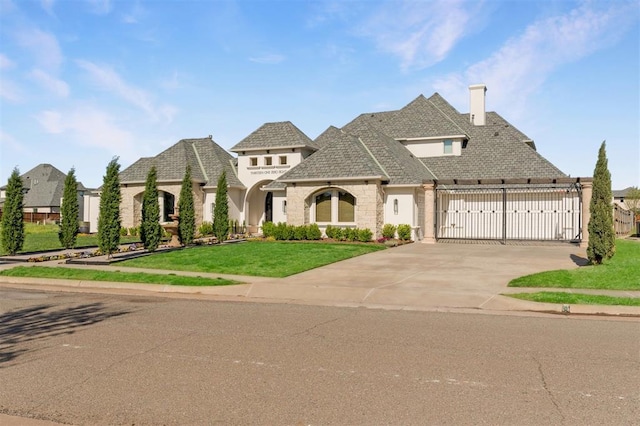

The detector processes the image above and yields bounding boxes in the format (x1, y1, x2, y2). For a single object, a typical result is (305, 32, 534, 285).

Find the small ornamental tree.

(1, 167, 25, 255)
(213, 171, 229, 242)
(587, 141, 616, 264)
(58, 168, 80, 249)
(98, 158, 122, 258)
(141, 166, 162, 251)
(178, 165, 195, 245)
(625, 187, 640, 216)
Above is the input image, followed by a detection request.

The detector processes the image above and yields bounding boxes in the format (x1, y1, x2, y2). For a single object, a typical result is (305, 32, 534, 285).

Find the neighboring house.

(613, 187, 636, 210)
(118, 85, 591, 243)
(0, 164, 89, 224)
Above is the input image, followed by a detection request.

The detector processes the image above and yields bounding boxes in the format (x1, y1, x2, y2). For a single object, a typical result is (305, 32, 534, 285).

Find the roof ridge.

(356, 135, 389, 180)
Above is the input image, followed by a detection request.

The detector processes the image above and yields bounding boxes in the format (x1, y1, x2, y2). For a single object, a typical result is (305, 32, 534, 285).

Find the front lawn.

(506, 291, 640, 307)
(0, 266, 239, 287)
(508, 239, 640, 291)
(0, 223, 139, 255)
(118, 240, 386, 277)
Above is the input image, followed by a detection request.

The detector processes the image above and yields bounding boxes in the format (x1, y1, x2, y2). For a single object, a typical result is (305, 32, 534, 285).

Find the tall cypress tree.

(178, 165, 195, 245)
(98, 158, 122, 258)
(1, 168, 25, 255)
(59, 168, 80, 249)
(141, 166, 161, 251)
(213, 171, 229, 242)
(587, 141, 615, 264)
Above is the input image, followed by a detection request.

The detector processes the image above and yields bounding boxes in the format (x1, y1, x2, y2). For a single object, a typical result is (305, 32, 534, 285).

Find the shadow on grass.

(0, 303, 131, 366)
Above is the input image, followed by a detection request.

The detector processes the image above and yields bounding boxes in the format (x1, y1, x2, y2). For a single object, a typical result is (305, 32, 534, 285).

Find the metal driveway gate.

(436, 184, 582, 243)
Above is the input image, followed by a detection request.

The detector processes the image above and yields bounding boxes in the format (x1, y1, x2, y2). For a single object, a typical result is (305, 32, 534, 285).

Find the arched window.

(313, 189, 356, 223)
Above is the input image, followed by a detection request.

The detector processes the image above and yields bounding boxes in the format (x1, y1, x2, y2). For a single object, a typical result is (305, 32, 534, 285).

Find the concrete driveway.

(245, 242, 592, 311)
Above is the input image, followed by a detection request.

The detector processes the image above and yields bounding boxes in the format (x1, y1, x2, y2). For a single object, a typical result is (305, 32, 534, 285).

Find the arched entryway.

(245, 180, 273, 233)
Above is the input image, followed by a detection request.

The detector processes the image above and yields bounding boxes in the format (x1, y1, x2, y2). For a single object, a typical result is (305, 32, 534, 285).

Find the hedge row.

(262, 222, 323, 241)
(325, 225, 373, 242)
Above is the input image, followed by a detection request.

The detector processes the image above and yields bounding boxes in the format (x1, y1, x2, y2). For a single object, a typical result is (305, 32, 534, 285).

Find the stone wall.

(120, 182, 204, 229)
(285, 181, 384, 236)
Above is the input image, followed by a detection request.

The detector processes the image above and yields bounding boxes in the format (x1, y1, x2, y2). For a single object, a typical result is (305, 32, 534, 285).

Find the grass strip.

(0, 266, 240, 287)
(505, 291, 640, 306)
(119, 240, 386, 277)
(508, 239, 640, 291)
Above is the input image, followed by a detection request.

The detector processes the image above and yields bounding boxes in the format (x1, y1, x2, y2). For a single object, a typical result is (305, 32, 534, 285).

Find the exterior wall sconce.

(393, 199, 398, 215)
(282, 200, 287, 215)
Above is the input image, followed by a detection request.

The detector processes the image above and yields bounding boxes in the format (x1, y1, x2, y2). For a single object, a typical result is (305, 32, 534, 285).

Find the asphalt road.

(0, 288, 638, 425)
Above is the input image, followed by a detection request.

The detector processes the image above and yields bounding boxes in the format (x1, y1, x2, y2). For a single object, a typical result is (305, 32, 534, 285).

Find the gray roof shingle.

(1, 164, 88, 208)
(120, 137, 244, 188)
(231, 121, 318, 152)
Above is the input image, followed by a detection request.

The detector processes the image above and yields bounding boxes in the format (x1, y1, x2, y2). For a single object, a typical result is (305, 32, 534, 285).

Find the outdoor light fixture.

(282, 200, 287, 215)
(393, 199, 398, 215)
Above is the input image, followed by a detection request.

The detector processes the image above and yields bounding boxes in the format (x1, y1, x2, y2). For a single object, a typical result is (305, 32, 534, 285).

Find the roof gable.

(277, 126, 387, 182)
(231, 121, 318, 152)
(120, 137, 244, 188)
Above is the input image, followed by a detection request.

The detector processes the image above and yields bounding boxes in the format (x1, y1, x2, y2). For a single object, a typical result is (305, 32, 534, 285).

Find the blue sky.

(1, 0, 638, 190)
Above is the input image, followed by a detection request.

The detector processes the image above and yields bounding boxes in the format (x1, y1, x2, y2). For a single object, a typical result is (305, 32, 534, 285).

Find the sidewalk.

(1, 243, 638, 318)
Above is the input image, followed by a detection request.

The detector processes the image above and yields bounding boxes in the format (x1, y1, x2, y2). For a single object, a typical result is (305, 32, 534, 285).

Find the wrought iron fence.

(436, 184, 582, 243)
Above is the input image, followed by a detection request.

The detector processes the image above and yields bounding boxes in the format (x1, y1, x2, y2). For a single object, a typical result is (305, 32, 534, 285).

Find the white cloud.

(29, 69, 69, 97)
(14, 28, 63, 71)
(41, 0, 55, 15)
(0, 54, 15, 69)
(86, 0, 111, 15)
(0, 77, 22, 102)
(76, 59, 177, 123)
(0, 130, 27, 154)
(122, 1, 145, 24)
(36, 106, 137, 159)
(358, 0, 484, 70)
(433, 1, 638, 117)
(248, 54, 285, 64)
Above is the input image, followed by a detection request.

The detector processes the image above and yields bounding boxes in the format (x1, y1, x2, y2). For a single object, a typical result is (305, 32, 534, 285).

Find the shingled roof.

(276, 125, 436, 185)
(119, 137, 244, 188)
(3, 164, 88, 209)
(230, 121, 318, 152)
(344, 93, 565, 181)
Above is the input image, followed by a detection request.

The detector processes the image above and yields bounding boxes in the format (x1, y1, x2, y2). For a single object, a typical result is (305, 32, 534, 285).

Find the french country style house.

(116, 85, 593, 244)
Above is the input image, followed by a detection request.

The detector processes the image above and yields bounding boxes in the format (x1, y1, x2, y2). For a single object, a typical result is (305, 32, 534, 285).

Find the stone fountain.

(162, 211, 181, 247)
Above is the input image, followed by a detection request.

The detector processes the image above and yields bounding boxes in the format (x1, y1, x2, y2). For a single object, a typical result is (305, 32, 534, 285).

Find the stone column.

(422, 183, 436, 244)
(579, 180, 592, 248)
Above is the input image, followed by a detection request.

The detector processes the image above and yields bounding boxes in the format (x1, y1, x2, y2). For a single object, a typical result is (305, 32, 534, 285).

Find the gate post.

(579, 180, 592, 248)
(422, 183, 436, 244)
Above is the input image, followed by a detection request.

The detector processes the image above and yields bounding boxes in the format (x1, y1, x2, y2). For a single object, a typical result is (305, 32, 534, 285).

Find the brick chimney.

(469, 84, 486, 126)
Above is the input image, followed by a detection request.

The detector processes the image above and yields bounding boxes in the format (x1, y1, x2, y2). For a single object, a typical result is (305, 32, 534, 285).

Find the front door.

(265, 192, 273, 223)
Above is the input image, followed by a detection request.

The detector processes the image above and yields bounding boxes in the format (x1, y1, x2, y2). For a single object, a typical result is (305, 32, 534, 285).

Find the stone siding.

(285, 181, 384, 236)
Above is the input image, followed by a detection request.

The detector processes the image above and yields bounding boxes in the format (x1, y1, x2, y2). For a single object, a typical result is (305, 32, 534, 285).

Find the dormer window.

(443, 139, 453, 154)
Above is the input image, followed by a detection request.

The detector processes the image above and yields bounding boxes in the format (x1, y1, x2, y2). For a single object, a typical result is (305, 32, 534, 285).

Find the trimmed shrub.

(294, 225, 308, 240)
(120, 227, 129, 237)
(129, 226, 140, 237)
(307, 223, 322, 240)
(325, 225, 336, 239)
(345, 228, 358, 242)
(382, 224, 397, 239)
(397, 224, 412, 241)
(199, 221, 214, 237)
(261, 221, 276, 238)
(357, 228, 373, 242)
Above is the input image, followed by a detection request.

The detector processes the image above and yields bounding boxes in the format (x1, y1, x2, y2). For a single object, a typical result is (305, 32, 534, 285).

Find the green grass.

(119, 240, 386, 277)
(506, 291, 640, 306)
(0, 223, 139, 255)
(509, 239, 640, 291)
(0, 266, 239, 287)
